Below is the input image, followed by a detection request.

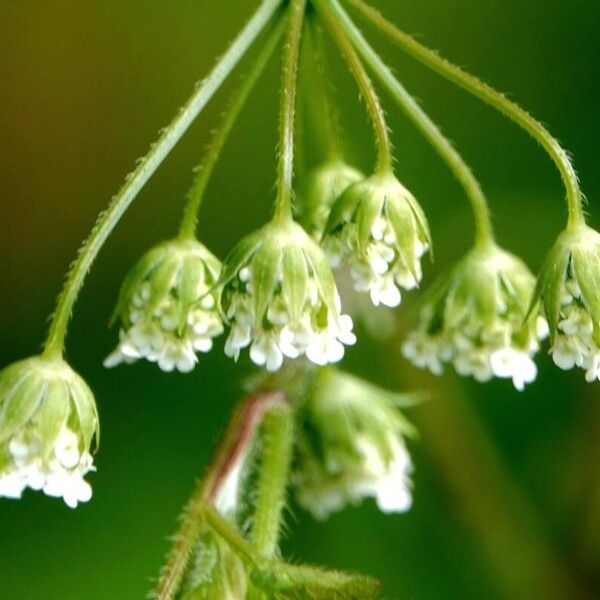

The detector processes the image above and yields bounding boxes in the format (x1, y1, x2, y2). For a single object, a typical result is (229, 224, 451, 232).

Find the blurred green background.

(1, 0, 599, 598)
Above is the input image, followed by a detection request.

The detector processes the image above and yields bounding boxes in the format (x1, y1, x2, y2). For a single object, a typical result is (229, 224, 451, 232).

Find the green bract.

(106, 238, 224, 373)
(403, 243, 547, 390)
(531, 223, 600, 381)
(0, 356, 98, 507)
(298, 159, 364, 237)
(293, 368, 414, 520)
(323, 172, 431, 308)
(219, 219, 356, 372)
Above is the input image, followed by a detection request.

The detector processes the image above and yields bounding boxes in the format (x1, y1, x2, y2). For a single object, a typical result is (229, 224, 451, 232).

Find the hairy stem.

(250, 400, 295, 558)
(152, 390, 288, 600)
(315, 0, 392, 174)
(327, 0, 494, 246)
(42, 0, 283, 359)
(344, 0, 585, 229)
(178, 15, 286, 240)
(274, 0, 308, 223)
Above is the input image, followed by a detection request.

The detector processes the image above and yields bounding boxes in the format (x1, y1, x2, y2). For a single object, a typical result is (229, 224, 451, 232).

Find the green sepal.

(69, 377, 99, 452)
(35, 378, 70, 459)
(217, 229, 263, 291)
(252, 238, 284, 325)
(404, 188, 433, 256)
(302, 243, 339, 324)
(530, 237, 570, 342)
(282, 246, 309, 322)
(324, 183, 362, 234)
(110, 243, 166, 325)
(0, 367, 45, 445)
(385, 196, 419, 281)
(145, 253, 181, 318)
(356, 193, 385, 257)
(572, 243, 600, 340)
(177, 253, 206, 333)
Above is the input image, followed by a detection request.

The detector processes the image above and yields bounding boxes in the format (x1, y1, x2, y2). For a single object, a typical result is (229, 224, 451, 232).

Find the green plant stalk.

(178, 13, 286, 240)
(152, 390, 288, 600)
(324, 0, 494, 247)
(274, 0, 308, 223)
(42, 0, 284, 359)
(344, 0, 585, 230)
(314, 0, 392, 175)
(250, 401, 295, 558)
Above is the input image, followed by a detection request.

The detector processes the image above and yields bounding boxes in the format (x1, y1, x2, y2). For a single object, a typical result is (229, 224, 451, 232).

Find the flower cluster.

(105, 239, 224, 373)
(403, 244, 547, 390)
(323, 173, 431, 308)
(219, 219, 356, 372)
(293, 368, 414, 519)
(532, 224, 600, 382)
(0, 357, 98, 508)
(298, 160, 364, 238)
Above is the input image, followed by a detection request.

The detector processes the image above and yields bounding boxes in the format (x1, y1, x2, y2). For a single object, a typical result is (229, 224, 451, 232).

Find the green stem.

(315, 0, 392, 174)
(152, 390, 288, 600)
(42, 0, 283, 359)
(344, 0, 585, 230)
(326, 0, 494, 247)
(178, 14, 286, 240)
(250, 401, 295, 558)
(274, 0, 308, 223)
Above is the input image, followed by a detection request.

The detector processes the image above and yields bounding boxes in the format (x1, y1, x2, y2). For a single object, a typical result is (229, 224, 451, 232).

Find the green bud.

(0, 356, 98, 507)
(106, 238, 223, 373)
(293, 368, 414, 520)
(403, 243, 547, 390)
(219, 219, 356, 372)
(297, 160, 364, 238)
(531, 223, 600, 381)
(323, 172, 431, 308)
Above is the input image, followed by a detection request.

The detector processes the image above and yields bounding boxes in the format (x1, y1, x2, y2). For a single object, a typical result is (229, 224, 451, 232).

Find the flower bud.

(297, 160, 364, 238)
(531, 224, 600, 382)
(106, 239, 224, 373)
(219, 220, 356, 372)
(293, 369, 414, 519)
(180, 526, 248, 600)
(403, 244, 547, 390)
(323, 172, 431, 308)
(0, 356, 98, 507)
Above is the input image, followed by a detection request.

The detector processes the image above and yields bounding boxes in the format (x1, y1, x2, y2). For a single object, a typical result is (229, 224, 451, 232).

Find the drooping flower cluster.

(293, 368, 414, 519)
(105, 239, 224, 373)
(0, 357, 98, 507)
(323, 173, 431, 308)
(403, 244, 548, 390)
(298, 160, 364, 238)
(532, 224, 600, 382)
(219, 219, 356, 372)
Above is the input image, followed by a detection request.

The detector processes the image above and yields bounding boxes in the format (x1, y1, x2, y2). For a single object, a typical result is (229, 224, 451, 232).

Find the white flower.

(219, 220, 356, 371)
(323, 173, 431, 308)
(0, 357, 98, 507)
(294, 369, 414, 519)
(106, 239, 223, 373)
(533, 224, 600, 382)
(403, 244, 545, 390)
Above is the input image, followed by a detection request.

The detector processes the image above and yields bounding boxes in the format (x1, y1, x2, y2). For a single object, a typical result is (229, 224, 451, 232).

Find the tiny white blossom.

(294, 369, 414, 520)
(533, 224, 600, 382)
(106, 239, 223, 373)
(323, 173, 431, 308)
(403, 244, 545, 390)
(219, 220, 356, 371)
(0, 357, 98, 508)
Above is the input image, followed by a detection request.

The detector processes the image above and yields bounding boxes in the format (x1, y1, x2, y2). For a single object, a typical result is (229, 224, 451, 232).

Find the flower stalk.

(315, 0, 393, 174)
(325, 0, 494, 247)
(178, 13, 286, 241)
(42, 0, 284, 360)
(273, 0, 308, 223)
(345, 0, 585, 229)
